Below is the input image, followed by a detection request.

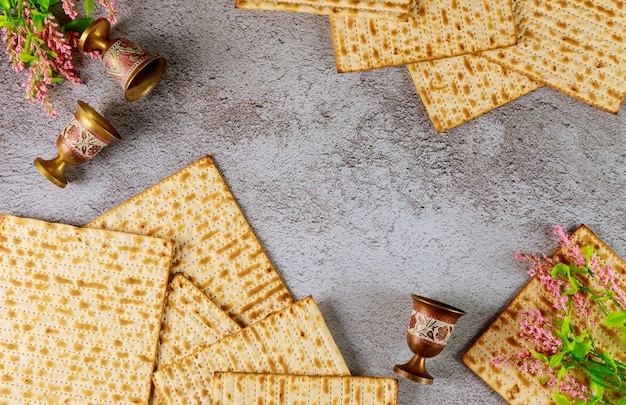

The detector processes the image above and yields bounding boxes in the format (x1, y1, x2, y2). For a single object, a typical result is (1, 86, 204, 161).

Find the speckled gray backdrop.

(1, 1, 626, 404)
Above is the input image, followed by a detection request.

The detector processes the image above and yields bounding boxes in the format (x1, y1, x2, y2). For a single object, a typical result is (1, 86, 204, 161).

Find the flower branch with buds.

(493, 226, 626, 405)
(1, 0, 117, 117)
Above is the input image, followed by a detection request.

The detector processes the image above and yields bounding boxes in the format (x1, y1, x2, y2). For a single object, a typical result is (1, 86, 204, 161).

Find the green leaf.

(1, 0, 11, 10)
(552, 392, 572, 405)
(84, 0, 94, 17)
(556, 366, 567, 381)
(31, 11, 45, 32)
(585, 245, 594, 266)
(589, 381, 604, 399)
(603, 310, 626, 327)
(569, 265, 588, 275)
(591, 293, 612, 301)
(50, 77, 63, 83)
(18, 52, 36, 63)
(616, 397, 626, 405)
(552, 263, 570, 278)
(39, 0, 49, 11)
(0, 14, 11, 28)
(570, 339, 592, 360)
(621, 324, 626, 346)
(563, 273, 579, 295)
(549, 351, 567, 368)
(529, 349, 548, 363)
(64, 17, 93, 33)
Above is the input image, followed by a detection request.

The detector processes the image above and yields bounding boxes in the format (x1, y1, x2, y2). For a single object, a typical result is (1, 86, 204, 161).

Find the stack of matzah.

(463, 225, 626, 404)
(1, 156, 398, 404)
(0, 214, 174, 404)
(236, 0, 626, 132)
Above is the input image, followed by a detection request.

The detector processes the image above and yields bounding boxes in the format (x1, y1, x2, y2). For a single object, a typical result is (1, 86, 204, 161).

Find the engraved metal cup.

(34, 101, 120, 188)
(79, 18, 166, 102)
(393, 294, 466, 385)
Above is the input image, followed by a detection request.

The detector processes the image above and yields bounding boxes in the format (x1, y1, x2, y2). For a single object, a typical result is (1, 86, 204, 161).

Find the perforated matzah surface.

(212, 372, 398, 405)
(152, 296, 350, 405)
(481, 0, 626, 113)
(0, 214, 173, 404)
(86, 156, 293, 327)
(330, 0, 517, 73)
(155, 274, 240, 369)
(236, 0, 417, 22)
(407, 54, 541, 132)
(463, 225, 626, 404)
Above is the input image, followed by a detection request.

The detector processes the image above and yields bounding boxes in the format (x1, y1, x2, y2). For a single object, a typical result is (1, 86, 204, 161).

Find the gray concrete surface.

(2, 1, 626, 404)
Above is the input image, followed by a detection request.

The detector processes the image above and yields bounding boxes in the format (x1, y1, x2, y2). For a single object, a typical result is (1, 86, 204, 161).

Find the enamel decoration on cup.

(34, 101, 120, 188)
(393, 294, 465, 384)
(79, 18, 167, 102)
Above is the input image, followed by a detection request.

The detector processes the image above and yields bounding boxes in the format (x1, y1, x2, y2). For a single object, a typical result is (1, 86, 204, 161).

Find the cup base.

(34, 156, 67, 188)
(393, 363, 434, 385)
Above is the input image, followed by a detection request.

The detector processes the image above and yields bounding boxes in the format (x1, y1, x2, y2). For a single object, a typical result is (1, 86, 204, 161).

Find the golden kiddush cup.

(79, 18, 166, 102)
(393, 294, 466, 385)
(34, 101, 120, 188)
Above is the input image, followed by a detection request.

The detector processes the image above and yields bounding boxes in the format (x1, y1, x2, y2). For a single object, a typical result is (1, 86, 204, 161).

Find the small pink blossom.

(2, 0, 119, 116)
(518, 309, 562, 355)
(62, 0, 78, 19)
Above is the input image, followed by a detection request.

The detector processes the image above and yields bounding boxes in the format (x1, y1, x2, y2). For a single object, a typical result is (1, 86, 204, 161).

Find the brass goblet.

(34, 101, 120, 188)
(79, 18, 167, 102)
(393, 294, 466, 384)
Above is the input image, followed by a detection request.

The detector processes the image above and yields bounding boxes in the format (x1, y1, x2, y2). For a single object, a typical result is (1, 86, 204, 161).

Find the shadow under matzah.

(408, 54, 541, 132)
(235, 0, 417, 22)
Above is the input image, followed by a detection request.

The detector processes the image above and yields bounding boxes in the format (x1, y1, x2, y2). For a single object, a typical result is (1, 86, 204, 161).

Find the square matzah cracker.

(330, 0, 517, 73)
(212, 372, 398, 405)
(152, 296, 350, 405)
(236, 0, 417, 22)
(407, 54, 541, 132)
(463, 225, 626, 404)
(155, 274, 241, 369)
(481, 0, 626, 113)
(0, 214, 173, 404)
(87, 156, 293, 327)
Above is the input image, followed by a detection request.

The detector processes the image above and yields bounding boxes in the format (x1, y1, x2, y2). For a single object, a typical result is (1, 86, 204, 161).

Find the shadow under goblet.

(34, 101, 120, 188)
(393, 294, 466, 385)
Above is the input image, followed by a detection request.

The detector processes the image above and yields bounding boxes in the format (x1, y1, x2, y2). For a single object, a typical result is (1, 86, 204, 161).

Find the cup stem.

(393, 354, 433, 385)
(34, 155, 67, 188)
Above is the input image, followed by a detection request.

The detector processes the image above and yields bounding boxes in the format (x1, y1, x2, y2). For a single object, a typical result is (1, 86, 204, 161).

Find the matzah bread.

(481, 0, 626, 113)
(0, 214, 173, 404)
(86, 156, 294, 327)
(330, 0, 517, 73)
(463, 225, 626, 404)
(236, 0, 417, 22)
(212, 372, 398, 405)
(155, 274, 241, 369)
(407, 54, 541, 132)
(152, 296, 350, 405)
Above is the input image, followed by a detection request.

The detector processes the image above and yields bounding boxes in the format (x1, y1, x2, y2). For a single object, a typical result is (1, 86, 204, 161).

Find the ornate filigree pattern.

(408, 310, 455, 346)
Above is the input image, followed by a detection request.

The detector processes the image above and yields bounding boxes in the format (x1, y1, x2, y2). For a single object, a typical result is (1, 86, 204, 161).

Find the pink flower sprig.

(1, 0, 118, 117)
(493, 225, 626, 405)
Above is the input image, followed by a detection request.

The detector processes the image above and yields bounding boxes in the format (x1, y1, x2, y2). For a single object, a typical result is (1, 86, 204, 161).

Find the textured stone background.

(2, 1, 626, 404)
